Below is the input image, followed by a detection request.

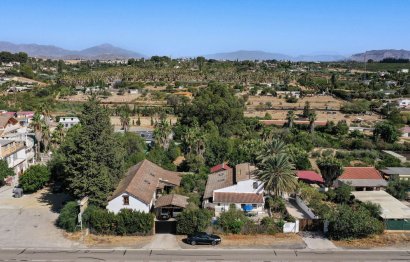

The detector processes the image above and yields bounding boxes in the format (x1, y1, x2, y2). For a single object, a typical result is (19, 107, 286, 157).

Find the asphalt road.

(0, 248, 409, 261)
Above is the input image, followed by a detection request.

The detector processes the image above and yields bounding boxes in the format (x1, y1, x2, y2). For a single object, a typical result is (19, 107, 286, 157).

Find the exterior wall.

(214, 179, 264, 194)
(106, 193, 150, 214)
(283, 220, 300, 233)
(296, 196, 319, 219)
(214, 202, 264, 216)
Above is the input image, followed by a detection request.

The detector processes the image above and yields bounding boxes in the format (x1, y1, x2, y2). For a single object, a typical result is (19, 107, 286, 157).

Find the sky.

(0, 0, 409, 57)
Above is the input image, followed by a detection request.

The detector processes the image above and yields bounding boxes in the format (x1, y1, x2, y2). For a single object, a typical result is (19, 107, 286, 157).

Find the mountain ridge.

(350, 49, 410, 62)
(0, 41, 144, 60)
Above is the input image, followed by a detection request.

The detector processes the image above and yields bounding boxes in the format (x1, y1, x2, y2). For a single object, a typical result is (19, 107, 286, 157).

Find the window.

(252, 204, 257, 208)
(123, 195, 129, 205)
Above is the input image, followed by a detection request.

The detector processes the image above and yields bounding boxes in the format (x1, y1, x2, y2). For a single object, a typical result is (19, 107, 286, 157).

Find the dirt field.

(246, 109, 381, 126)
(58, 93, 142, 103)
(65, 232, 152, 248)
(247, 95, 344, 110)
(333, 233, 410, 249)
(10, 76, 47, 87)
(110, 115, 177, 128)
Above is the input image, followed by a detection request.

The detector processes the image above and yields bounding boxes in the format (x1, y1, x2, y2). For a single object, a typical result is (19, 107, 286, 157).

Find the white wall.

(214, 202, 264, 216)
(283, 220, 299, 233)
(296, 196, 319, 219)
(214, 179, 264, 194)
(106, 192, 150, 214)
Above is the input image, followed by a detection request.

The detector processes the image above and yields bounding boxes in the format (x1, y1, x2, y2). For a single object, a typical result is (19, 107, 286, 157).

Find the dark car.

(187, 232, 221, 246)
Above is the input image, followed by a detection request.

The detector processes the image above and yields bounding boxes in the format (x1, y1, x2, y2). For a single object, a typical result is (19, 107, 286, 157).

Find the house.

(0, 139, 27, 183)
(213, 179, 264, 216)
(400, 126, 410, 138)
(59, 116, 80, 129)
(203, 163, 257, 209)
(380, 167, 410, 181)
(352, 191, 410, 231)
(296, 170, 324, 185)
(154, 194, 188, 219)
(397, 99, 410, 108)
(107, 160, 182, 214)
(336, 167, 388, 191)
(210, 163, 232, 173)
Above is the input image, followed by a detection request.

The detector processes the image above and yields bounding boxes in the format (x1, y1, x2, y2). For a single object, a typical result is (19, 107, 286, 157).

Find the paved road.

(0, 248, 409, 261)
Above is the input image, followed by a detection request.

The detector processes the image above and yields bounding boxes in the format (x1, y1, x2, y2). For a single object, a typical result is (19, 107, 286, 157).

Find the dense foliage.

(0, 160, 14, 185)
(176, 208, 212, 234)
(57, 201, 79, 232)
(83, 206, 154, 235)
(218, 205, 249, 234)
(19, 165, 50, 193)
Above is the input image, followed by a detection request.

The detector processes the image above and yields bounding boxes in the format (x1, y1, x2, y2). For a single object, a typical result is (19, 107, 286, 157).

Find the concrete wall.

(283, 220, 300, 233)
(296, 196, 319, 219)
(106, 192, 150, 214)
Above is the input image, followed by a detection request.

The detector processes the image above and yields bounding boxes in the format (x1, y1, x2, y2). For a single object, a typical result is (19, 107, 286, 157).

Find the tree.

(373, 121, 400, 143)
(257, 138, 287, 163)
(58, 97, 125, 207)
(386, 179, 410, 200)
(303, 101, 311, 118)
(57, 201, 79, 232)
(30, 112, 43, 154)
(317, 157, 343, 188)
(52, 123, 65, 146)
(218, 205, 249, 234)
(19, 165, 50, 193)
(308, 112, 316, 133)
(333, 184, 353, 204)
(176, 208, 212, 234)
(154, 119, 172, 149)
(286, 110, 296, 128)
(119, 108, 130, 132)
(0, 160, 14, 185)
(254, 153, 298, 198)
(117, 132, 147, 169)
(327, 204, 384, 240)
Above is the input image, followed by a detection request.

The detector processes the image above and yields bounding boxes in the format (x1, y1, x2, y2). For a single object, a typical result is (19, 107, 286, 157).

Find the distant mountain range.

(0, 41, 144, 60)
(350, 49, 410, 62)
(204, 50, 346, 62)
(0, 41, 409, 62)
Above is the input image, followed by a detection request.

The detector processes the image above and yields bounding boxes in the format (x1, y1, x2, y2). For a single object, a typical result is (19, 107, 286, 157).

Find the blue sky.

(0, 0, 409, 57)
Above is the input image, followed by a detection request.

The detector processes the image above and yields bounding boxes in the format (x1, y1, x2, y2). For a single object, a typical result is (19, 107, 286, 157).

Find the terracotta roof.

(109, 160, 182, 204)
(155, 194, 188, 208)
(213, 192, 264, 204)
(296, 170, 324, 183)
(339, 167, 384, 180)
(0, 116, 17, 128)
(203, 169, 234, 199)
(401, 126, 410, 134)
(210, 163, 232, 173)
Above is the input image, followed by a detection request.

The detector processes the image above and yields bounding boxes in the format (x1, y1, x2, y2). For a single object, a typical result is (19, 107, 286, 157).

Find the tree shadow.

(37, 188, 73, 213)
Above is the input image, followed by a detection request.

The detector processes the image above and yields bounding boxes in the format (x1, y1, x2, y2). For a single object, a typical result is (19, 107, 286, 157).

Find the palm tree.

(256, 138, 287, 163)
(40, 103, 52, 126)
(308, 111, 317, 133)
(30, 112, 43, 155)
(286, 110, 295, 128)
(154, 119, 172, 149)
(42, 124, 51, 152)
(52, 123, 65, 146)
(254, 153, 298, 199)
(119, 110, 130, 132)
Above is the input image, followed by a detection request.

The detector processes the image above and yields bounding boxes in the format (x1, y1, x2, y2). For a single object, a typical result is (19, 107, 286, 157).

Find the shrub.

(176, 208, 212, 235)
(386, 179, 410, 200)
(83, 206, 154, 235)
(57, 201, 79, 232)
(218, 206, 249, 234)
(0, 159, 14, 186)
(327, 205, 384, 240)
(334, 184, 353, 204)
(19, 165, 50, 193)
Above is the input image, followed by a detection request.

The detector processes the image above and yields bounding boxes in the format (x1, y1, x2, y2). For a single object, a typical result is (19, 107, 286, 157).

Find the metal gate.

(155, 220, 177, 234)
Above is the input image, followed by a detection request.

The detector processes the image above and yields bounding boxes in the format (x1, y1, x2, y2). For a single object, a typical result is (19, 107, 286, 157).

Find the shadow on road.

(38, 188, 72, 213)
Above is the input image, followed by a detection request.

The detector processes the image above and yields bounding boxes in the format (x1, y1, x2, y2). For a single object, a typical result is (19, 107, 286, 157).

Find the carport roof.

(155, 194, 188, 208)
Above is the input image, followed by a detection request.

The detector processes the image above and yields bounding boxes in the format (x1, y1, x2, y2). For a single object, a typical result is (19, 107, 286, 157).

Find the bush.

(57, 201, 79, 232)
(176, 208, 212, 235)
(19, 165, 50, 193)
(218, 205, 249, 234)
(386, 179, 410, 200)
(83, 206, 154, 235)
(327, 205, 384, 240)
(0, 159, 14, 186)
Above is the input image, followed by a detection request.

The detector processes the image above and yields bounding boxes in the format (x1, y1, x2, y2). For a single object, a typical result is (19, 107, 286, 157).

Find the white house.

(107, 159, 181, 214)
(398, 99, 410, 108)
(213, 179, 265, 216)
(59, 117, 80, 129)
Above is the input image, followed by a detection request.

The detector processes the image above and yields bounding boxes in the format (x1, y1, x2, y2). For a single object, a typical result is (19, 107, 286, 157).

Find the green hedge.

(19, 165, 50, 193)
(57, 201, 79, 232)
(176, 208, 212, 235)
(83, 206, 154, 235)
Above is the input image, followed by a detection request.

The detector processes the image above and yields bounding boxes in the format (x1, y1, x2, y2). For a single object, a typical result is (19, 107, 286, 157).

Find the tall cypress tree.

(61, 96, 125, 206)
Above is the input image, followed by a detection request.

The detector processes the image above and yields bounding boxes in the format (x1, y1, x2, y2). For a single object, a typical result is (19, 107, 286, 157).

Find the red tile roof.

(296, 170, 324, 183)
(210, 163, 232, 173)
(339, 167, 383, 180)
(213, 192, 264, 204)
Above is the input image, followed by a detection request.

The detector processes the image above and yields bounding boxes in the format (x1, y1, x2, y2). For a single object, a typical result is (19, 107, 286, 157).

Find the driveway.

(0, 186, 80, 248)
(143, 234, 181, 250)
(301, 231, 338, 250)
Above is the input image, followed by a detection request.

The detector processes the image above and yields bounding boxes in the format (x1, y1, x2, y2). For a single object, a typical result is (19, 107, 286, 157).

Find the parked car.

(187, 232, 221, 246)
